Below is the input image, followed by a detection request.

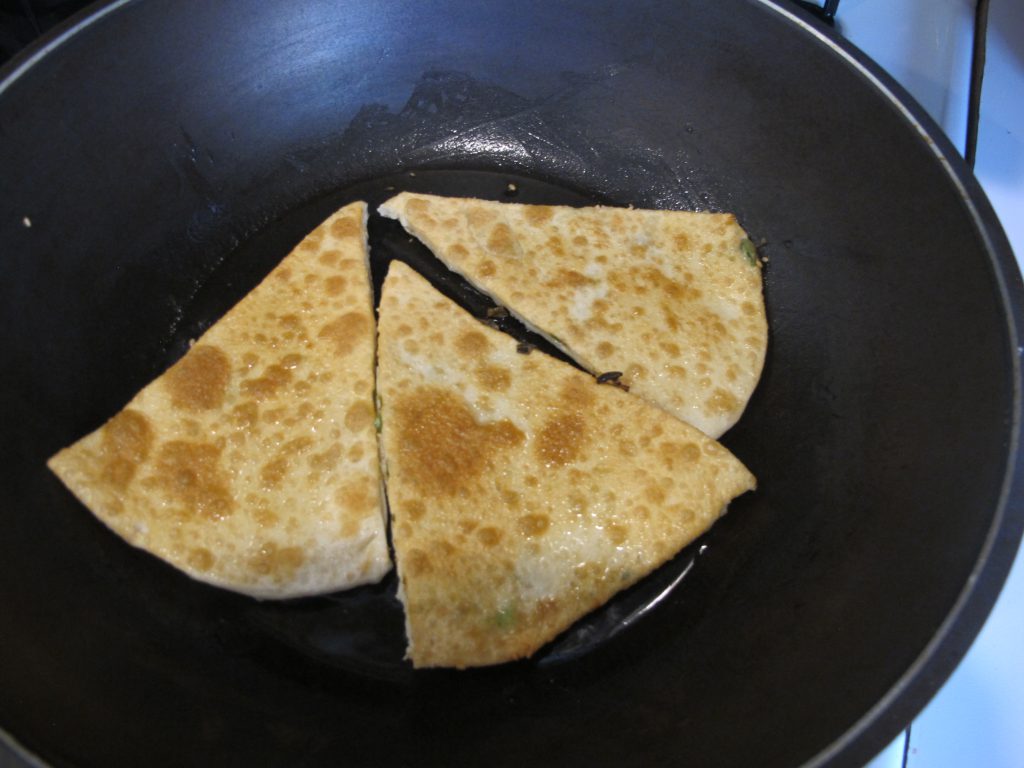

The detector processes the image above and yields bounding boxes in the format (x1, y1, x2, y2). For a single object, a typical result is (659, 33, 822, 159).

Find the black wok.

(1, 1, 1021, 766)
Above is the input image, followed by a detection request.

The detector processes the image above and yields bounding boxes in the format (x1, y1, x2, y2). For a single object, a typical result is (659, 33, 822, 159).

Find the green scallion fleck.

(492, 604, 518, 630)
(740, 238, 758, 266)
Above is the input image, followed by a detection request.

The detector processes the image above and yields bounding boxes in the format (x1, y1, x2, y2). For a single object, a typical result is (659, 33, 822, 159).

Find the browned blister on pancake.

(378, 193, 767, 438)
(47, 202, 390, 598)
(377, 261, 755, 668)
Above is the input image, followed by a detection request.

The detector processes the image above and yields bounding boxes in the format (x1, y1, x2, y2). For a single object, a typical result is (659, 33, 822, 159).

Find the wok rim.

(0, 1, 1021, 766)
(757, 3, 1024, 765)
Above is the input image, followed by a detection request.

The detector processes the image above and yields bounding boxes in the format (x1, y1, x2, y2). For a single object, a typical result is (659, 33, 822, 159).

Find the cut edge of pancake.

(379, 197, 585, 359)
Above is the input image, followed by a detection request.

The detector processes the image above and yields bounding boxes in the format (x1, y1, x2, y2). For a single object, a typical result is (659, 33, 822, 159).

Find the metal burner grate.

(790, 0, 841, 24)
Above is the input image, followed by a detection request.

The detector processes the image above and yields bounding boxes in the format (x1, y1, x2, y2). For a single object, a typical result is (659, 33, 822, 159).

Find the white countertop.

(837, 1, 1024, 766)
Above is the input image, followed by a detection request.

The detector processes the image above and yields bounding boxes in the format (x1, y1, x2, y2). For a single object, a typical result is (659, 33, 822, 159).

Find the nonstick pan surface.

(1, 1, 1022, 767)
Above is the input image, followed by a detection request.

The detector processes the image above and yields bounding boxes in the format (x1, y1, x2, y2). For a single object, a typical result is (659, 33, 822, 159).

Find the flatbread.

(47, 201, 390, 599)
(377, 260, 755, 668)
(379, 193, 767, 438)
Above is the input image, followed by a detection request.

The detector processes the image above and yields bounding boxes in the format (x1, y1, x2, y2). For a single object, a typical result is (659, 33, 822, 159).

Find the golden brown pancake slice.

(47, 202, 390, 599)
(377, 260, 756, 668)
(378, 192, 767, 438)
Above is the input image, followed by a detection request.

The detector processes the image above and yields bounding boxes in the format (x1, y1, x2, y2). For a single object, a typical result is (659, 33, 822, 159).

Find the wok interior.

(0, 1, 1017, 767)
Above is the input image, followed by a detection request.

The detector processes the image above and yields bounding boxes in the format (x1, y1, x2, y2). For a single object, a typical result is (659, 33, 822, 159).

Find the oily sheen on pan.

(47, 202, 390, 599)
(376, 260, 756, 668)
(379, 192, 768, 438)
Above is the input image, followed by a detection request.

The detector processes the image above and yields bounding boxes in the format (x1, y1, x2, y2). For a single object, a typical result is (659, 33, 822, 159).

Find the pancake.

(378, 192, 767, 438)
(47, 201, 390, 599)
(376, 260, 756, 668)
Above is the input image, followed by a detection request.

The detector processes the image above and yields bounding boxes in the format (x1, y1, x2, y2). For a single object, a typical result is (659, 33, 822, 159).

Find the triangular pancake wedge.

(377, 260, 755, 668)
(48, 202, 390, 599)
(379, 193, 767, 438)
